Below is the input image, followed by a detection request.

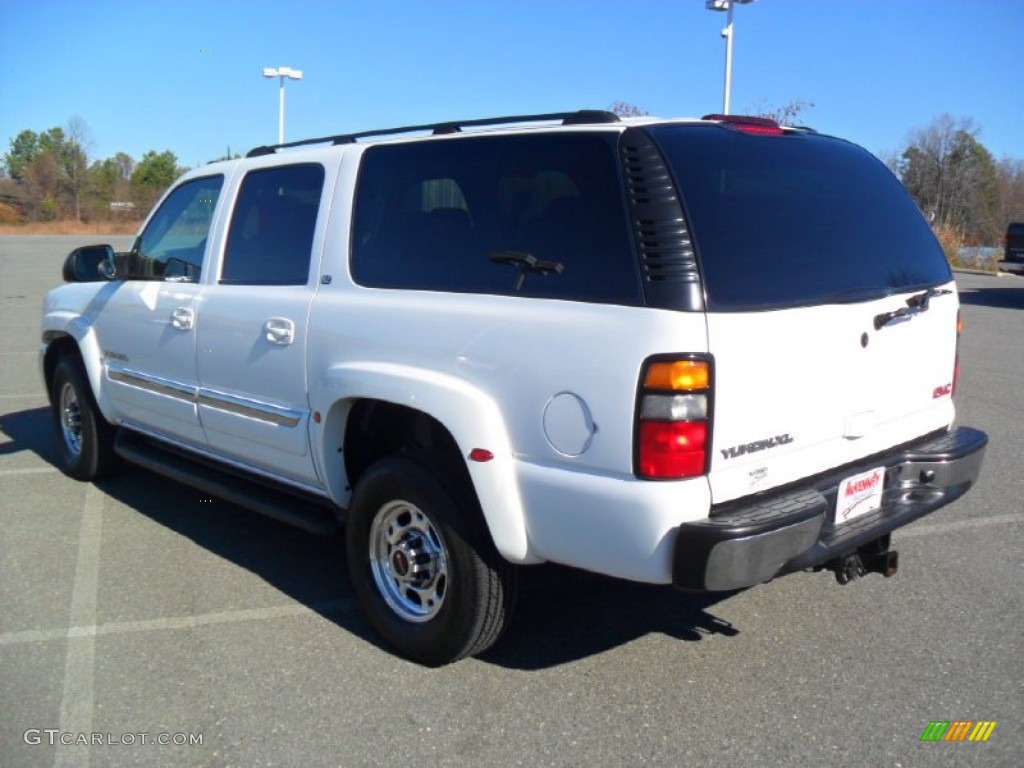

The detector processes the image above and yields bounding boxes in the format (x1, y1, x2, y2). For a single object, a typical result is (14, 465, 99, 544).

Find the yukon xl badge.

(721, 434, 793, 460)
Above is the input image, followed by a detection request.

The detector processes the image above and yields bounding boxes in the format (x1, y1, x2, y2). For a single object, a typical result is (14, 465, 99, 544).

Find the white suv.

(42, 111, 987, 665)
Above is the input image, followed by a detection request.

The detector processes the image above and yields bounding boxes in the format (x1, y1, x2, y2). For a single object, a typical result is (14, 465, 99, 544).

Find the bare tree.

(608, 101, 650, 118)
(896, 115, 1000, 245)
(747, 99, 815, 126)
(64, 116, 92, 221)
(995, 157, 1024, 226)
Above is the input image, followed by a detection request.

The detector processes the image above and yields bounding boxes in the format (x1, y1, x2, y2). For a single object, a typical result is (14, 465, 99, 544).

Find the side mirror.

(62, 244, 116, 282)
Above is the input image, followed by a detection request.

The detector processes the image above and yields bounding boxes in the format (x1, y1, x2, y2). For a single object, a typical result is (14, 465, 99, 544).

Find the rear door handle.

(170, 307, 194, 331)
(263, 317, 295, 345)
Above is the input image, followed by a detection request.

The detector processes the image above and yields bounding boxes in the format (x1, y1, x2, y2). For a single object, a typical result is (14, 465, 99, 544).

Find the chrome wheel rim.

(369, 500, 448, 623)
(58, 381, 83, 458)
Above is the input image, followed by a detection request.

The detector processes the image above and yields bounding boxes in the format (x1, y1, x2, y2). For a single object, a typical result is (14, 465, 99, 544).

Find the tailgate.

(706, 285, 959, 504)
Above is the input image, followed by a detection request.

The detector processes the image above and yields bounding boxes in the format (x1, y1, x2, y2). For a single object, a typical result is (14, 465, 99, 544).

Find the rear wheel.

(346, 456, 517, 666)
(50, 355, 116, 480)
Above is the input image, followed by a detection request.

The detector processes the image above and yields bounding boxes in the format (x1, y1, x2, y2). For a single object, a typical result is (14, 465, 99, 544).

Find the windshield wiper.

(874, 287, 952, 330)
(489, 251, 565, 291)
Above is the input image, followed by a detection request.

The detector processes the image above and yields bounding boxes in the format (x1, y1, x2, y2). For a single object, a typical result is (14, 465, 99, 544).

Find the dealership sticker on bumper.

(836, 466, 885, 524)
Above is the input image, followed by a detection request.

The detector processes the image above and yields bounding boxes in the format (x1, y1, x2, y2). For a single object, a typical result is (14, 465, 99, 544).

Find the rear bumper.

(672, 426, 988, 591)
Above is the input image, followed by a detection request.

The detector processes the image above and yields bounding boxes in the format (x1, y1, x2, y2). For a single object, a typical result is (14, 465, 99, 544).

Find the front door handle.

(170, 307, 194, 331)
(263, 317, 295, 346)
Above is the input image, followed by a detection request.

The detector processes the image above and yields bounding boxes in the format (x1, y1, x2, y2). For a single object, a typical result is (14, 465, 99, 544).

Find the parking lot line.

(0, 599, 354, 647)
(53, 484, 104, 768)
(0, 468, 60, 477)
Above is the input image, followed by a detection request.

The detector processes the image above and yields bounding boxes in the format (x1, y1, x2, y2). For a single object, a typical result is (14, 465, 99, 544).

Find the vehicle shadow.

(93, 469, 385, 651)
(0, 406, 59, 463)
(482, 568, 739, 670)
(957, 284, 1024, 309)
(3, 405, 744, 668)
(101, 469, 744, 668)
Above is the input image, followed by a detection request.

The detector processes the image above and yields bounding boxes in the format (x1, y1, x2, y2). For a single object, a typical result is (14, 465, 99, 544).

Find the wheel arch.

(315, 363, 536, 564)
(41, 326, 110, 418)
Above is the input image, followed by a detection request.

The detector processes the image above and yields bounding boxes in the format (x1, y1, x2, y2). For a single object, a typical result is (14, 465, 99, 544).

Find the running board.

(114, 430, 341, 535)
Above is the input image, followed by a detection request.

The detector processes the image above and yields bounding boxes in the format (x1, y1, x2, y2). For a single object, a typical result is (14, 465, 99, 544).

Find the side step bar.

(114, 430, 341, 536)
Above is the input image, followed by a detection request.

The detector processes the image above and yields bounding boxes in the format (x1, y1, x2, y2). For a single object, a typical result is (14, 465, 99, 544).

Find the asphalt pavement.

(2, 236, 1021, 767)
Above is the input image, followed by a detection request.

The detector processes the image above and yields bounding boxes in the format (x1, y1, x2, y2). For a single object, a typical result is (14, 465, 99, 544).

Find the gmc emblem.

(933, 383, 953, 398)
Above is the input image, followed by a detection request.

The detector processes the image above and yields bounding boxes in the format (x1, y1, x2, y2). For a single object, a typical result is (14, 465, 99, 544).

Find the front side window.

(221, 164, 324, 285)
(351, 133, 640, 304)
(131, 175, 223, 281)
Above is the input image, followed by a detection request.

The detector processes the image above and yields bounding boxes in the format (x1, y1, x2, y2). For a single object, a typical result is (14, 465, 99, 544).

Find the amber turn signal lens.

(644, 360, 709, 391)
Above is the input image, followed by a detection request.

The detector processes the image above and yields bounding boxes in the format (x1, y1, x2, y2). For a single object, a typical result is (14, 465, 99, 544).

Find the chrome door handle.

(170, 307, 194, 330)
(263, 318, 295, 345)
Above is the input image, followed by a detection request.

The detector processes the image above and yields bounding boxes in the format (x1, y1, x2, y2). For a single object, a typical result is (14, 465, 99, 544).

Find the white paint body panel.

(705, 284, 958, 504)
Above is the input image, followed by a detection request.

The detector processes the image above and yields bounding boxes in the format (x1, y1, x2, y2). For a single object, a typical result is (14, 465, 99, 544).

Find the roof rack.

(246, 110, 620, 158)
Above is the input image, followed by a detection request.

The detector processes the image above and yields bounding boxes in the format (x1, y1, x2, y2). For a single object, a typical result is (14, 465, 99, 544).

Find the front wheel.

(345, 457, 517, 666)
(50, 355, 116, 480)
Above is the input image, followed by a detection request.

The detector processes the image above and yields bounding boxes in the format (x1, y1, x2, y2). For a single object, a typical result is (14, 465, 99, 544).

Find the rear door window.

(221, 163, 324, 285)
(650, 126, 951, 311)
(351, 133, 641, 304)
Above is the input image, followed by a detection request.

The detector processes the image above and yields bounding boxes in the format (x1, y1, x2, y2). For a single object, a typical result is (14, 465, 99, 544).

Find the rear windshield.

(650, 125, 951, 311)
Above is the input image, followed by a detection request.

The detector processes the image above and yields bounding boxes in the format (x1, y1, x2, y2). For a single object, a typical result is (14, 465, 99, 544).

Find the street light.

(705, 0, 755, 115)
(262, 66, 303, 144)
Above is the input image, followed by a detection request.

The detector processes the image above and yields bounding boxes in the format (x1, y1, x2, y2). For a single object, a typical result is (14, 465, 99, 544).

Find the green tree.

(897, 115, 1001, 245)
(3, 122, 94, 220)
(3, 130, 41, 181)
(131, 150, 180, 210)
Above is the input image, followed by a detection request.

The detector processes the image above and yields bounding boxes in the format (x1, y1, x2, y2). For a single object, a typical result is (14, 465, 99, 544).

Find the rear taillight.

(635, 356, 712, 480)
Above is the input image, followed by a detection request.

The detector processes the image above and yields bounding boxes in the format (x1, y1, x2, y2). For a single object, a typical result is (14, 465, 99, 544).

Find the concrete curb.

(953, 268, 1019, 277)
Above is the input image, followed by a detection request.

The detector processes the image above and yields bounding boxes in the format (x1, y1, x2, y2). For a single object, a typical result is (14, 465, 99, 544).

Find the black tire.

(345, 456, 517, 666)
(50, 355, 117, 481)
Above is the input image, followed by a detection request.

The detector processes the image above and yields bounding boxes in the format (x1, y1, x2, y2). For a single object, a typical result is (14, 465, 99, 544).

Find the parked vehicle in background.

(41, 110, 988, 665)
(998, 222, 1024, 275)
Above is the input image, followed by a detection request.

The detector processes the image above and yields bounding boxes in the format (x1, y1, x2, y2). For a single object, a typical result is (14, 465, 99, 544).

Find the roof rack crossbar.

(246, 110, 619, 157)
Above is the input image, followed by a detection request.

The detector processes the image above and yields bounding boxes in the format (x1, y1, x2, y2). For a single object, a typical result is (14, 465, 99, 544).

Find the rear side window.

(650, 126, 951, 311)
(221, 163, 324, 285)
(351, 133, 640, 304)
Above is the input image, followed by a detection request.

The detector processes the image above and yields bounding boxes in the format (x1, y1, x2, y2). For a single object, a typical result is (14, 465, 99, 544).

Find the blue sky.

(1, 0, 1021, 170)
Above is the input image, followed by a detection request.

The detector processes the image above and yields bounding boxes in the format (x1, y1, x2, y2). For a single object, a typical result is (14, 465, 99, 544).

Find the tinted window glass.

(351, 134, 640, 304)
(131, 175, 223, 281)
(650, 126, 951, 311)
(221, 164, 324, 285)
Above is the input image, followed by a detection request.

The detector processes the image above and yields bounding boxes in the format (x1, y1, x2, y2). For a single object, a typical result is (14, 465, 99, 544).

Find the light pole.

(705, 0, 755, 115)
(262, 66, 303, 144)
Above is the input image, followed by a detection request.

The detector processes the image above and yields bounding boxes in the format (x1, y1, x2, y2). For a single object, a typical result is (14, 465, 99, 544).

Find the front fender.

(315, 361, 537, 564)
(40, 311, 114, 421)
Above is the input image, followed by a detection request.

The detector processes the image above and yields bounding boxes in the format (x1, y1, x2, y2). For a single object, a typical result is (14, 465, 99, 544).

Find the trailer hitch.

(829, 535, 899, 585)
